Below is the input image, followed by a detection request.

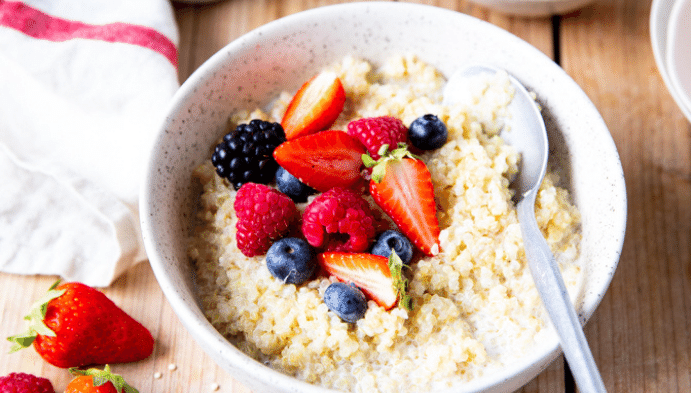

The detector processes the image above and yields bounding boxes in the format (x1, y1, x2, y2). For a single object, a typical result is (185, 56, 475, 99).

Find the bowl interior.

(141, 3, 626, 392)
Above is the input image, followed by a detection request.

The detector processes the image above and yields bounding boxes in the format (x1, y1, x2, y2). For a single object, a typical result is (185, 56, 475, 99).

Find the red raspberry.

(347, 116, 408, 160)
(234, 183, 299, 257)
(302, 187, 376, 252)
(0, 372, 54, 393)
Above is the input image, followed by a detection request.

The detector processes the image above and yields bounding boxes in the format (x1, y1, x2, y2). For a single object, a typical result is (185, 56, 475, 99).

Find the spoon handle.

(517, 196, 607, 393)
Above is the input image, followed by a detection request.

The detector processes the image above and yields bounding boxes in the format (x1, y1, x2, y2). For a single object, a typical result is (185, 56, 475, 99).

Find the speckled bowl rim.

(465, 0, 595, 17)
(141, 2, 627, 392)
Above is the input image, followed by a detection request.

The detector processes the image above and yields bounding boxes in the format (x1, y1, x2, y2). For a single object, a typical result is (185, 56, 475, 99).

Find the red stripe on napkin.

(0, 0, 177, 67)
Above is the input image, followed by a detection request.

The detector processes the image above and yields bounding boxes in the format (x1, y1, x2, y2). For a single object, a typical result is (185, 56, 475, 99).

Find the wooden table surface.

(1, 0, 689, 392)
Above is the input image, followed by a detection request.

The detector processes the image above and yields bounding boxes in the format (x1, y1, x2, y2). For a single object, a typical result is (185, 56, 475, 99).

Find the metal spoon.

(443, 65, 607, 393)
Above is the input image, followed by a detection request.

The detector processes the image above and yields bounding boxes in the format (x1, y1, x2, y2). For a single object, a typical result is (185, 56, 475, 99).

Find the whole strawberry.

(234, 182, 299, 257)
(7, 281, 154, 368)
(347, 116, 408, 160)
(65, 365, 137, 393)
(0, 372, 54, 393)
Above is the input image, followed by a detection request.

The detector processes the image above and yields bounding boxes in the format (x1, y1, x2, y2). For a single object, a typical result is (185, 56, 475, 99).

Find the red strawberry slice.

(273, 130, 367, 192)
(365, 146, 441, 256)
(281, 71, 346, 140)
(318, 252, 404, 310)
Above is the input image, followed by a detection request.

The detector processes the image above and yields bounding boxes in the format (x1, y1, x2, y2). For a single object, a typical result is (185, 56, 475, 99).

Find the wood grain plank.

(560, 0, 691, 392)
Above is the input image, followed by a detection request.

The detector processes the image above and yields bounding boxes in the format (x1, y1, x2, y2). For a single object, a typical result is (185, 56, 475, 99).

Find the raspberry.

(347, 116, 408, 160)
(302, 187, 376, 252)
(0, 372, 54, 393)
(234, 183, 299, 257)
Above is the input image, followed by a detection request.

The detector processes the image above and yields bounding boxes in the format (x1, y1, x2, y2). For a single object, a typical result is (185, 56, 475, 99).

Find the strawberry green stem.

(388, 253, 412, 311)
(362, 143, 421, 183)
(6, 280, 65, 353)
(69, 365, 139, 393)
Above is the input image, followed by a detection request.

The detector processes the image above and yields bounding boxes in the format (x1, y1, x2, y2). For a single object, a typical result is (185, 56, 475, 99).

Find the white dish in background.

(666, 0, 691, 120)
(651, 0, 691, 122)
(466, 0, 594, 17)
(140, 3, 627, 393)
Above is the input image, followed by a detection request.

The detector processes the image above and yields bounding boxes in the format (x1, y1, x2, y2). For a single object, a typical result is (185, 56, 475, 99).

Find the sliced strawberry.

(273, 130, 367, 192)
(318, 252, 408, 310)
(281, 71, 346, 140)
(365, 146, 441, 256)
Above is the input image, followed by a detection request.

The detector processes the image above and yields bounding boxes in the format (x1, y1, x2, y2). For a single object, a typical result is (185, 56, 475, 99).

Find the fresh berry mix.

(323, 282, 368, 323)
(234, 183, 299, 257)
(275, 166, 314, 203)
(302, 187, 377, 253)
(347, 116, 408, 160)
(266, 238, 316, 284)
(408, 114, 448, 151)
(0, 372, 54, 393)
(212, 119, 286, 190)
(371, 230, 414, 265)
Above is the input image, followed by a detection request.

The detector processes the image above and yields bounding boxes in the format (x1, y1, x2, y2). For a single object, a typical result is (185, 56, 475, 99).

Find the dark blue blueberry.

(275, 166, 314, 203)
(323, 282, 368, 323)
(266, 238, 316, 284)
(408, 114, 448, 151)
(371, 230, 414, 265)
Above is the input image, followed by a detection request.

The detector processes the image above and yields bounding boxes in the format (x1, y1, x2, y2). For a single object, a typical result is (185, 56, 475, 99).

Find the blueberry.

(371, 230, 414, 265)
(266, 238, 315, 284)
(323, 282, 368, 323)
(275, 166, 314, 203)
(408, 114, 448, 150)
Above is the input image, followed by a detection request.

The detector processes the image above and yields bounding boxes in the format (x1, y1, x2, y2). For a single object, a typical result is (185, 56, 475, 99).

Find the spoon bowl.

(444, 64, 607, 393)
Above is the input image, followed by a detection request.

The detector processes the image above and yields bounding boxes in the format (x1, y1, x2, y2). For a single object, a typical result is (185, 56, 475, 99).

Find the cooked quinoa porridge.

(188, 55, 583, 392)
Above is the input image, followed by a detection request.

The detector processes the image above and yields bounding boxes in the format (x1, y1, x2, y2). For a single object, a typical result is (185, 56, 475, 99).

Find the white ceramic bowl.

(666, 0, 691, 119)
(466, 0, 594, 17)
(141, 3, 626, 392)
(651, 0, 691, 122)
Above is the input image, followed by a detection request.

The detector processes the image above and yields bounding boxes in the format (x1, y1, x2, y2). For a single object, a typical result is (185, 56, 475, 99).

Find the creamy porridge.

(188, 54, 583, 393)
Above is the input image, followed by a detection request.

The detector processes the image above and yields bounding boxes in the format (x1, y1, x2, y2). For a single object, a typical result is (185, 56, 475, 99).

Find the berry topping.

(302, 187, 376, 253)
(408, 114, 448, 151)
(7, 281, 154, 369)
(318, 252, 410, 310)
(275, 166, 314, 203)
(266, 238, 316, 284)
(0, 372, 54, 393)
(65, 365, 137, 393)
(323, 282, 368, 323)
(211, 119, 286, 190)
(371, 230, 414, 265)
(234, 183, 299, 257)
(273, 130, 367, 192)
(281, 71, 346, 140)
(364, 145, 441, 256)
(347, 116, 408, 160)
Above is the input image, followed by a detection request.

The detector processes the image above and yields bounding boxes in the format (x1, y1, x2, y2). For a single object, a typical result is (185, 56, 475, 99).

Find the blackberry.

(211, 119, 286, 190)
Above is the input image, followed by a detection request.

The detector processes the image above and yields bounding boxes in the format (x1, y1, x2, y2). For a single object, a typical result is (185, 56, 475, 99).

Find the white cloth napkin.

(0, 0, 180, 286)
